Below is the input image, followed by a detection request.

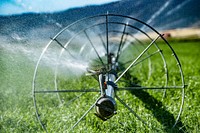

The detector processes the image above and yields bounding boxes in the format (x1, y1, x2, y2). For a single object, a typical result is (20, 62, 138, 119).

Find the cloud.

(0, 0, 118, 15)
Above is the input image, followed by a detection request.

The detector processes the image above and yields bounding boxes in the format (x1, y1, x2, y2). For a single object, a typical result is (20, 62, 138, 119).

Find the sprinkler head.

(95, 95, 117, 121)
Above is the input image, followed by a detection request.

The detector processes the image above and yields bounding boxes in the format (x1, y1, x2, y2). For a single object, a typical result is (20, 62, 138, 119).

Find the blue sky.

(0, 0, 118, 15)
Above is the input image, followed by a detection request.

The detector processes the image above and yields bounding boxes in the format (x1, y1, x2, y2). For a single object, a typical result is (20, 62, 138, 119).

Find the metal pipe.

(105, 73, 116, 98)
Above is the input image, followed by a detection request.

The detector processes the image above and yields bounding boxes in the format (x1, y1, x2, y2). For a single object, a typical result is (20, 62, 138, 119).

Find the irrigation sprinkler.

(32, 13, 185, 132)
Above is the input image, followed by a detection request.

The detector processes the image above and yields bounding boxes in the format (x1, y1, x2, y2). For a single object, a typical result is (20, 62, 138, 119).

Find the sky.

(0, 0, 118, 15)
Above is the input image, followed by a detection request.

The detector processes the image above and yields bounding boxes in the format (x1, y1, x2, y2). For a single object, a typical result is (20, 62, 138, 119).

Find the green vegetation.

(0, 39, 200, 132)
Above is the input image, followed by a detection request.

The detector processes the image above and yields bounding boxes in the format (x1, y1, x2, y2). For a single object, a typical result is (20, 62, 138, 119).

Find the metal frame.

(32, 13, 185, 132)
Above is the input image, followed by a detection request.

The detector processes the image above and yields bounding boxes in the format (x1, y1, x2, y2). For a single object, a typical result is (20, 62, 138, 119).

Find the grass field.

(0, 39, 200, 132)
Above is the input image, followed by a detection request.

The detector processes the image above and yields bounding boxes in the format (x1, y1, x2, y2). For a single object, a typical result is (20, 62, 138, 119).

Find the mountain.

(0, 0, 199, 42)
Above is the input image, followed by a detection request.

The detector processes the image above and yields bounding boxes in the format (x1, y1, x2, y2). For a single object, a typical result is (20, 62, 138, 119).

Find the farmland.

(0, 39, 200, 132)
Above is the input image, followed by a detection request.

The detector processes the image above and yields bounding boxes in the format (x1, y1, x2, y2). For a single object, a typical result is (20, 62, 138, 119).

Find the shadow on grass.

(120, 70, 187, 132)
(130, 89, 187, 132)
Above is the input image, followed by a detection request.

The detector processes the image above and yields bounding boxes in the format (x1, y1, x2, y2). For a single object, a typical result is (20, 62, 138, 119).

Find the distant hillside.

(0, 0, 199, 42)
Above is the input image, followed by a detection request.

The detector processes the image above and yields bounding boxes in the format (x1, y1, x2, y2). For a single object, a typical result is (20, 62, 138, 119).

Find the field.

(0, 39, 200, 132)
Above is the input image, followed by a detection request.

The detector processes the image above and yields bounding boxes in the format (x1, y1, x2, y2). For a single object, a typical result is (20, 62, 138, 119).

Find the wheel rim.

(32, 13, 185, 132)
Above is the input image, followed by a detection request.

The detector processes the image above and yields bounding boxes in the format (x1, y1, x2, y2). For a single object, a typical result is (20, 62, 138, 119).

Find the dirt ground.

(162, 27, 200, 38)
(133, 27, 200, 40)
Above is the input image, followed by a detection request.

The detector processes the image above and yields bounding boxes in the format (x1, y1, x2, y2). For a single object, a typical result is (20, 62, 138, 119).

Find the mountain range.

(0, 0, 199, 42)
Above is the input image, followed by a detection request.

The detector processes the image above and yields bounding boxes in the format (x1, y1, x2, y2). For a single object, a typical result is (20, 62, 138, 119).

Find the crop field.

(0, 39, 200, 132)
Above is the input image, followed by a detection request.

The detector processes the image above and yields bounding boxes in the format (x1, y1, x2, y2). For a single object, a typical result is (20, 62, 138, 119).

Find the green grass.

(0, 39, 200, 132)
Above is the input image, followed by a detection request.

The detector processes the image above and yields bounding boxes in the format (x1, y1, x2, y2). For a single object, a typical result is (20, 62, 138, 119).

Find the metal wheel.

(32, 13, 185, 132)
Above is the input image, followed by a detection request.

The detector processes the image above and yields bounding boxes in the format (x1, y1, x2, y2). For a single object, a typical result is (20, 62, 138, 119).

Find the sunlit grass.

(0, 39, 200, 132)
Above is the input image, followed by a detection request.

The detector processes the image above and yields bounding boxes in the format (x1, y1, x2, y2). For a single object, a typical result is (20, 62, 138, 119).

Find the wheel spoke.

(116, 23, 127, 62)
(115, 95, 148, 126)
(98, 34, 107, 52)
(115, 35, 162, 83)
(106, 13, 109, 69)
(84, 31, 106, 68)
(50, 37, 76, 59)
(118, 50, 161, 73)
(117, 86, 184, 91)
(34, 89, 99, 93)
(71, 96, 100, 130)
